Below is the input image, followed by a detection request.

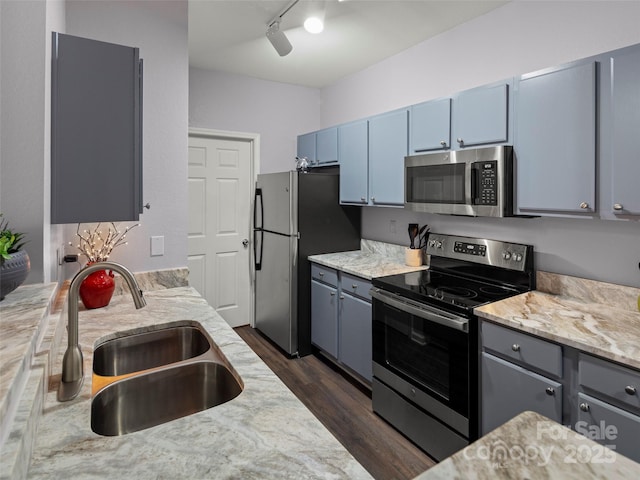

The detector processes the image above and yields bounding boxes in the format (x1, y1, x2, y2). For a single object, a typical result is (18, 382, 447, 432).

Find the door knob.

(242, 239, 249, 247)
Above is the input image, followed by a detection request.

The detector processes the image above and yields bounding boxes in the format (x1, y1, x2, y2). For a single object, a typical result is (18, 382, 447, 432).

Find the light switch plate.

(150, 236, 164, 256)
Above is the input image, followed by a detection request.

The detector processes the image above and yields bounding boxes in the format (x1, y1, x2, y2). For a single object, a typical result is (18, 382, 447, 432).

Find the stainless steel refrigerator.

(254, 169, 361, 357)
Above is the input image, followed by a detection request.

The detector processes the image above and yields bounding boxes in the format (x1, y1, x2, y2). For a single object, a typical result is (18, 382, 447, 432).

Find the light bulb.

(304, 17, 323, 34)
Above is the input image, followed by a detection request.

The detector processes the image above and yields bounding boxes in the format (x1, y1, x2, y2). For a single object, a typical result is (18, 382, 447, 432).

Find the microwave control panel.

(475, 161, 498, 205)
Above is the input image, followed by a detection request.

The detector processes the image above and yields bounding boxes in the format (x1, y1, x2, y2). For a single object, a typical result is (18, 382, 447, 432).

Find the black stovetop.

(372, 267, 527, 314)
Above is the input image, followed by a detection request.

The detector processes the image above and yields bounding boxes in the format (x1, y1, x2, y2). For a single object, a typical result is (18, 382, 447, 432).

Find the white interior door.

(188, 133, 254, 327)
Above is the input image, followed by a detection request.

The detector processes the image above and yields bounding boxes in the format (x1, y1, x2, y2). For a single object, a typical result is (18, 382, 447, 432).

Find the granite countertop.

(308, 239, 428, 279)
(26, 287, 372, 479)
(475, 272, 640, 370)
(414, 410, 640, 479)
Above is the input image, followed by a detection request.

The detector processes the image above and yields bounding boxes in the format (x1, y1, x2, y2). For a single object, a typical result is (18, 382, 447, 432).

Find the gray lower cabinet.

(481, 320, 640, 462)
(515, 60, 597, 215)
(311, 280, 338, 358)
(482, 352, 562, 434)
(311, 265, 373, 383)
(578, 353, 640, 462)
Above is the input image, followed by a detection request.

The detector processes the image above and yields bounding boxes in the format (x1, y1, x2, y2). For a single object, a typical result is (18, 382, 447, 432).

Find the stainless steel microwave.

(404, 145, 514, 217)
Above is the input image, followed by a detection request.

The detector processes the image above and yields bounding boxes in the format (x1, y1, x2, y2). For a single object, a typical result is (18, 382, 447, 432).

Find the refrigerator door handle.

(254, 187, 263, 230)
(254, 229, 263, 271)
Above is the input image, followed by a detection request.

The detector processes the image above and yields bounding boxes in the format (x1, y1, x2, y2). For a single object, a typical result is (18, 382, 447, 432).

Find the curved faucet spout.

(58, 262, 146, 402)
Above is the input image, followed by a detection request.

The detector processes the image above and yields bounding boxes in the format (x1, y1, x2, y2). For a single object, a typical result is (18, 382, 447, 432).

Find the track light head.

(266, 21, 293, 57)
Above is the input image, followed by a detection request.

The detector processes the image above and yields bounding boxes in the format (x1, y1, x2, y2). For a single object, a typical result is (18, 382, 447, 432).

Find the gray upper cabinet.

(338, 120, 369, 205)
(297, 132, 316, 164)
(368, 108, 408, 206)
(410, 98, 451, 153)
(315, 127, 338, 165)
(452, 82, 509, 148)
(515, 61, 597, 215)
(51, 32, 143, 224)
(607, 47, 640, 216)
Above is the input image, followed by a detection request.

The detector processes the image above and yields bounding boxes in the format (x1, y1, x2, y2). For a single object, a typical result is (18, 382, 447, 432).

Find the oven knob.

(435, 241, 442, 249)
(514, 253, 523, 262)
(502, 251, 512, 260)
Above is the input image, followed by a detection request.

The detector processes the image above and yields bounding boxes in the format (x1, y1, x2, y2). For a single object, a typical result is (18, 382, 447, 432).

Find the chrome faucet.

(58, 261, 146, 402)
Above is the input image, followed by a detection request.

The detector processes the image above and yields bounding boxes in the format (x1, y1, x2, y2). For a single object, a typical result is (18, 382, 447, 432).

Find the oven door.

(371, 288, 470, 420)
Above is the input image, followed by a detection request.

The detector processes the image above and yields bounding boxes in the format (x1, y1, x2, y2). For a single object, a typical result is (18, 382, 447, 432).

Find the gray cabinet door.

(311, 279, 338, 358)
(338, 120, 368, 204)
(316, 127, 338, 165)
(515, 61, 596, 214)
(482, 353, 562, 435)
(339, 293, 372, 381)
(368, 109, 408, 206)
(609, 48, 640, 216)
(51, 32, 142, 223)
(410, 98, 451, 153)
(578, 393, 640, 463)
(453, 83, 508, 148)
(297, 132, 316, 164)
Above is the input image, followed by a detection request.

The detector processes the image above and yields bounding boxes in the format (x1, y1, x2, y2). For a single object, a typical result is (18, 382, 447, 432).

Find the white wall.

(61, 0, 188, 275)
(189, 68, 321, 173)
(317, 0, 640, 288)
(320, 0, 640, 126)
(1, 0, 65, 284)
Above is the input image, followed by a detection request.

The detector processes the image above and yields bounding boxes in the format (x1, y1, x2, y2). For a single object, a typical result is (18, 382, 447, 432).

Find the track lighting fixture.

(266, 0, 326, 57)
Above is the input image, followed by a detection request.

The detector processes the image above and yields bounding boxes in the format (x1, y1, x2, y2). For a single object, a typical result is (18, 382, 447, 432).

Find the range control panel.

(453, 241, 487, 257)
(426, 233, 532, 271)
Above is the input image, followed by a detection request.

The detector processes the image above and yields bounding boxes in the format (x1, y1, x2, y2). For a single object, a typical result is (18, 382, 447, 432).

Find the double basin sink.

(91, 322, 243, 436)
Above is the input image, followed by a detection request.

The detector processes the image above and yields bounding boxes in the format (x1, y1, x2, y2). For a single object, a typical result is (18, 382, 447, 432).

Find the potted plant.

(0, 213, 30, 300)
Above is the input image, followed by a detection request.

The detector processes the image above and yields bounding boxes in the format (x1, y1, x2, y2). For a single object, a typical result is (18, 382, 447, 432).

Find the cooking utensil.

(418, 225, 430, 249)
(408, 223, 419, 249)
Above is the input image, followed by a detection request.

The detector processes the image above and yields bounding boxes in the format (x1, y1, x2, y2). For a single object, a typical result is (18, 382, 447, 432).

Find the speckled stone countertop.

(308, 239, 428, 279)
(475, 272, 640, 370)
(414, 410, 640, 479)
(26, 286, 372, 479)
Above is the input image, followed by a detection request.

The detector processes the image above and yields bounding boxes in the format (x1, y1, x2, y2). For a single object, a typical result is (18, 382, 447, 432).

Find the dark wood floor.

(235, 326, 436, 480)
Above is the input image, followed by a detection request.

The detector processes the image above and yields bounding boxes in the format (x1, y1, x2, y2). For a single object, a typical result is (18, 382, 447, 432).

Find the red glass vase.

(79, 268, 115, 309)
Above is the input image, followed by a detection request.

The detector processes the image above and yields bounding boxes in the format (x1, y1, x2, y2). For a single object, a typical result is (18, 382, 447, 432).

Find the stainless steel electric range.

(370, 233, 535, 461)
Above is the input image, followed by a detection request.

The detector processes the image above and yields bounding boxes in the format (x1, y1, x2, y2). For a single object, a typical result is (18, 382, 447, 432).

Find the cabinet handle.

(579, 403, 590, 412)
(545, 387, 555, 396)
(613, 203, 623, 211)
(361, 197, 366, 202)
(457, 138, 464, 146)
(371, 197, 376, 202)
(319, 272, 324, 277)
(330, 291, 336, 296)
(625, 385, 637, 395)
(440, 140, 447, 147)
(580, 202, 589, 209)
(339, 295, 345, 300)
(352, 284, 358, 289)
(511, 344, 520, 352)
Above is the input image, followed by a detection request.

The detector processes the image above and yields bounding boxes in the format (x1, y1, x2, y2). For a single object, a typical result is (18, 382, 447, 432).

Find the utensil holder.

(405, 248, 422, 267)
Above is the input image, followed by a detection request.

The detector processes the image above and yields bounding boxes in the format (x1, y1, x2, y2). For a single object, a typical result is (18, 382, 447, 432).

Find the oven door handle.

(370, 288, 469, 333)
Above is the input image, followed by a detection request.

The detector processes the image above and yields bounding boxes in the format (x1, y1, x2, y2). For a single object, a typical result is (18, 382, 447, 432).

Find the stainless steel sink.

(90, 322, 243, 436)
(91, 361, 243, 436)
(93, 325, 211, 376)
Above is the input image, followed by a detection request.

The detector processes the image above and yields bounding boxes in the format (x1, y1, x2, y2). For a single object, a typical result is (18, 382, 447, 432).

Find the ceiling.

(189, 0, 509, 88)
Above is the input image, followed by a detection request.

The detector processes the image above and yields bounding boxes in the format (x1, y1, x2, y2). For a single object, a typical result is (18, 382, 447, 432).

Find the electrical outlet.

(150, 236, 164, 256)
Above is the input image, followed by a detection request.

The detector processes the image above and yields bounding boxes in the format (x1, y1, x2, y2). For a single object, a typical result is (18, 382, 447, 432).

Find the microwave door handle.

(470, 166, 478, 205)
